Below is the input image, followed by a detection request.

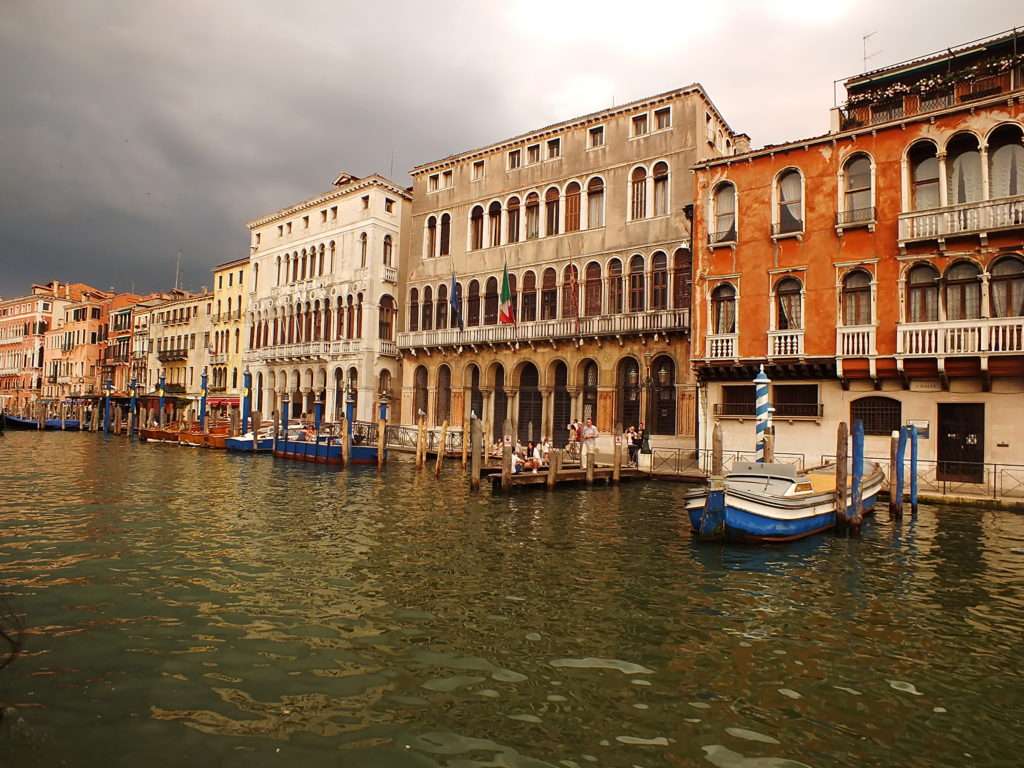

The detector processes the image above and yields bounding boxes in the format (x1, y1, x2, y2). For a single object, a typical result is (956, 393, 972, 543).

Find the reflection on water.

(1, 431, 1023, 767)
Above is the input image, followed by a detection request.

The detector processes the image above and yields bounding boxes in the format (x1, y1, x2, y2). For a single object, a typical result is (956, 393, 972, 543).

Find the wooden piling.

(764, 427, 775, 463)
(711, 422, 724, 477)
(91, 405, 100, 432)
(851, 419, 865, 529)
(461, 420, 468, 470)
(435, 420, 449, 477)
(586, 451, 595, 485)
(909, 425, 919, 516)
(470, 417, 482, 491)
(612, 423, 622, 483)
(546, 447, 559, 489)
(127, 407, 134, 437)
(272, 410, 279, 453)
(500, 418, 513, 490)
(415, 416, 426, 470)
(894, 426, 907, 519)
(230, 408, 239, 437)
(834, 421, 848, 529)
(377, 413, 387, 471)
(341, 414, 350, 467)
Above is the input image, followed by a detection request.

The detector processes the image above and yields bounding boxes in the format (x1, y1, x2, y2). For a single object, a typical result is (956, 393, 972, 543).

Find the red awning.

(207, 397, 239, 407)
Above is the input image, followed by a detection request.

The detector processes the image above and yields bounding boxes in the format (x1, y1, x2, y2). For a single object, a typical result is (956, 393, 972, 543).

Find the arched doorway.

(291, 370, 302, 419)
(468, 364, 483, 421)
(347, 368, 359, 419)
(256, 372, 263, 414)
(414, 366, 428, 420)
(581, 360, 599, 426)
(436, 365, 452, 425)
(617, 358, 641, 429)
(552, 362, 570, 446)
(334, 368, 344, 417)
(493, 365, 507, 440)
(517, 363, 541, 443)
(649, 355, 676, 435)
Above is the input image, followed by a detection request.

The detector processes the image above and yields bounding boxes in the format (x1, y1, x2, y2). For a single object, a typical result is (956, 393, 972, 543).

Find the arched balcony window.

(425, 216, 437, 259)
(617, 357, 641, 429)
(565, 182, 581, 231)
(672, 249, 691, 310)
(710, 183, 736, 242)
(587, 177, 605, 228)
(630, 167, 647, 220)
(545, 188, 560, 236)
(521, 271, 537, 322)
(711, 284, 736, 334)
(541, 268, 557, 320)
(359, 233, 367, 268)
(470, 205, 484, 250)
(946, 133, 982, 206)
(842, 270, 872, 326)
(650, 251, 668, 310)
(843, 153, 873, 223)
(653, 161, 669, 216)
(775, 277, 802, 329)
(318, 245, 325, 275)
(467, 279, 481, 326)
(561, 265, 579, 318)
(408, 288, 419, 332)
(628, 255, 645, 312)
(909, 141, 939, 210)
(989, 124, 1024, 198)
(383, 235, 393, 266)
(585, 262, 602, 316)
(650, 355, 676, 436)
(484, 276, 499, 325)
(436, 365, 452, 425)
(414, 366, 428, 418)
(506, 197, 520, 242)
(291, 253, 299, 282)
(488, 201, 502, 247)
(439, 213, 451, 256)
(436, 284, 448, 329)
(422, 286, 433, 331)
(525, 193, 540, 239)
(990, 255, 1024, 317)
(907, 264, 940, 323)
(944, 261, 981, 321)
(608, 258, 623, 314)
(776, 169, 803, 234)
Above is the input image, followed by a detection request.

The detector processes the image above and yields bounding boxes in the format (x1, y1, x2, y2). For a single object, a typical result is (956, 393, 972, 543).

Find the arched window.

(436, 365, 452, 425)
(292, 252, 299, 282)
(653, 161, 669, 216)
(329, 241, 335, 273)
(300, 251, 307, 280)
(356, 293, 364, 338)
(312, 300, 321, 340)
(409, 288, 419, 332)
(425, 216, 437, 258)
(552, 362, 571, 447)
(379, 369, 392, 400)
(587, 177, 605, 228)
(348, 368, 359, 416)
(506, 197, 520, 242)
(541, 267, 557, 320)
(517, 363, 541, 444)
(422, 286, 433, 331)
(585, 262, 602, 316)
(843, 154, 873, 223)
(468, 364, 483, 421)
(318, 244, 325, 275)
(581, 360, 598, 425)
(672, 249, 691, 310)
(521, 271, 537, 322)
(561, 265, 579, 318)
(711, 183, 736, 242)
(989, 124, 1024, 198)
(439, 213, 451, 256)
(650, 251, 668, 310)
(545, 187, 560, 236)
(851, 396, 901, 436)
(383, 235, 393, 266)
(990, 255, 1024, 317)
(617, 358, 641, 429)
(776, 169, 803, 234)
(346, 295, 354, 339)
(650, 355, 676, 436)
(946, 133, 982, 206)
(488, 201, 502, 247)
(842, 270, 872, 326)
(525, 193, 540, 239)
(507, 272, 517, 322)
(484, 276, 499, 325)
(492, 365, 507, 440)
(711, 284, 736, 334)
(276, 256, 281, 286)
(467, 279, 481, 326)
(360, 233, 367, 268)
(470, 205, 484, 250)
(631, 166, 647, 220)
(436, 284, 448, 329)
(565, 182, 581, 231)
(910, 142, 940, 210)
(907, 264, 940, 323)
(628, 255, 645, 312)
(414, 365, 428, 419)
(608, 258, 624, 314)
(775, 277, 802, 330)
(944, 261, 981, 321)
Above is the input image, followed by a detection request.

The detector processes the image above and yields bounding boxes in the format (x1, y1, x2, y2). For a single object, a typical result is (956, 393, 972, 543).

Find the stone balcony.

(898, 195, 1024, 248)
(251, 338, 398, 363)
(209, 352, 227, 365)
(767, 329, 804, 358)
(397, 309, 688, 351)
(897, 317, 1024, 368)
(705, 333, 737, 360)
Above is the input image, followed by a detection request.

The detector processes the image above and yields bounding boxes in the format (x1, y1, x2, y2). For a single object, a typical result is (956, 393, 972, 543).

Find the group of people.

(486, 417, 649, 472)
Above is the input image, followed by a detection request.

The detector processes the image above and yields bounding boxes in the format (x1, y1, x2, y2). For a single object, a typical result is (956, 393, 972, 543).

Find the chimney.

(733, 134, 752, 154)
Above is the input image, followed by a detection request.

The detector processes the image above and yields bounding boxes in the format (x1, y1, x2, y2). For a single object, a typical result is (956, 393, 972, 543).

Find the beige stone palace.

(397, 85, 742, 452)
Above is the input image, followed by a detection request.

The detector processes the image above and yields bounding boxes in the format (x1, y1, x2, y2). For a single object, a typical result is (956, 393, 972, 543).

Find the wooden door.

(937, 404, 984, 483)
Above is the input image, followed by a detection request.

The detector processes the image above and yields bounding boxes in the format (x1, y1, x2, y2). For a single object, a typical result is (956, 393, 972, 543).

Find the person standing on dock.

(626, 426, 639, 466)
(581, 418, 598, 467)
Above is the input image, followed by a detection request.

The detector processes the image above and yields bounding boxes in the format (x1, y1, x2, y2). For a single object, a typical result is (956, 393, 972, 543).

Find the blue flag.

(450, 272, 463, 331)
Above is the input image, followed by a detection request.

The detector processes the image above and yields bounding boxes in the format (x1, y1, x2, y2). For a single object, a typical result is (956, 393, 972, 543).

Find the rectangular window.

(361, 195, 369, 209)
(655, 107, 671, 130)
(508, 149, 521, 169)
(385, 198, 395, 213)
(331, 205, 338, 219)
(632, 113, 648, 137)
(255, 233, 261, 245)
(303, 215, 309, 229)
(527, 144, 540, 164)
(588, 125, 605, 148)
(706, 113, 715, 144)
(773, 384, 820, 418)
(286, 222, 292, 234)
(218, 275, 223, 289)
(472, 160, 484, 180)
(547, 138, 560, 159)
(321, 209, 327, 223)
(428, 174, 439, 192)
(720, 385, 755, 416)
(442, 170, 453, 188)
(228, 273, 233, 287)
(277, 225, 283, 237)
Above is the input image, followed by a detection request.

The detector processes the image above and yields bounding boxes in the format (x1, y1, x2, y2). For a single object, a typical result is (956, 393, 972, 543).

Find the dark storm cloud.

(0, 0, 1020, 296)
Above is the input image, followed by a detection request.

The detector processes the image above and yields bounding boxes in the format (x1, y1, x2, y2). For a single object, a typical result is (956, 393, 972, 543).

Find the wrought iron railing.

(836, 206, 875, 226)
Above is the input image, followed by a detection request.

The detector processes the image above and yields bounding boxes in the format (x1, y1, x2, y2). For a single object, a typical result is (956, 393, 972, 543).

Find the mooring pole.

(894, 426, 908, 519)
(711, 422, 724, 478)
(910, 424, 919, 516)
(435, 420, 448, 477)
(612, 423, 622, 483)
(889, 430, 900, 517)
(835, 421, 849, 530)
(500, 418, 513, 491)
(377, 398, 388, 471)
(753, 365, 771, 463)
(470, 416, 482, 491)
(851, 419, 865, 529)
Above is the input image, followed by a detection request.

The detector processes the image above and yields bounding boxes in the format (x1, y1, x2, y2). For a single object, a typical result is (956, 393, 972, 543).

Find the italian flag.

(498, 262, 515, 324)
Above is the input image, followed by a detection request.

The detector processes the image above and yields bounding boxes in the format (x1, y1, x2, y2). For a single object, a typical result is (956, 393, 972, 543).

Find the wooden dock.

(487, 465, 646, 490)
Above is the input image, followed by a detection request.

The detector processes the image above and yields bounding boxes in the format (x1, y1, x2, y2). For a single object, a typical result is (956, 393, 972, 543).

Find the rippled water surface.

(1, 431, 1023, 767)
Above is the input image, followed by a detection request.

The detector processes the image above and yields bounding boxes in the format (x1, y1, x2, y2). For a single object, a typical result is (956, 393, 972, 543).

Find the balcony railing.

(836, 206, 875, 228)
(378, 339, 398, 357)
(898, 195, 1024, 244)
(713, 401, 824, 419)
(771, 221, 803, 237)
(157, 348, 188, 362)
(897, 316, 1024, 358)
(209, 352, 227, 365)
(705, 333, 737, 360)
(383, 266, 398, 283)
(398, 309, 689, 350)
(707, 229, 737, 246)
(768, 329, 804, 357)
(836, 325, 876, 357)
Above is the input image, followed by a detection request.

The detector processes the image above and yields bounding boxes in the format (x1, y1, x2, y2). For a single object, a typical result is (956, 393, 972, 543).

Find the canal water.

(0, 432, 1022, 767)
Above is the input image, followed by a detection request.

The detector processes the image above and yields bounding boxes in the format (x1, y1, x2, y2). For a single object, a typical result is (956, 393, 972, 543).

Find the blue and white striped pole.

(754, 365, 771, 463)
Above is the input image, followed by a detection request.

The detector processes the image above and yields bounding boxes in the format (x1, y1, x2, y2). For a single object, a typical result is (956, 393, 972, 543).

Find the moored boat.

(3, 414, 81, 430)
(685, 461, 885, 543)
(139, 425, 181, 443)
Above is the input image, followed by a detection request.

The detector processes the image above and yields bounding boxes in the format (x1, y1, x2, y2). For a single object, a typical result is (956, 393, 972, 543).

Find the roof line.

(247, 174, 411, 229)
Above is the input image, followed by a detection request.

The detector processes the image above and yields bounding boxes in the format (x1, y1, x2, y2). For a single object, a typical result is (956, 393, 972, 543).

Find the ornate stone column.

(539, 385, 553, 442)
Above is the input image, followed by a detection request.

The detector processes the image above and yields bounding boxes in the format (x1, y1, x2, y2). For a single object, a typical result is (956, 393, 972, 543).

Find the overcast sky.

(0, 0, 1019, 297)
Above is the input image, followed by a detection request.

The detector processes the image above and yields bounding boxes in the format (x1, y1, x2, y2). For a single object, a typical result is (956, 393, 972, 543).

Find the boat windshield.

(726, 476, 794, 496)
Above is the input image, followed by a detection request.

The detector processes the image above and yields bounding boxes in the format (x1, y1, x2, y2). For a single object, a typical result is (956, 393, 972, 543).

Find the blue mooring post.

(910, 425, 919, 516)
(241, 369, 251, 436)
(280, 397, 289, 445)
(313, 393, 322, 442)
(199, 367, 208, 431)
(103, 380, 112, 434)
(851, 419, 865, 530)
(346, 396, 355, 442)
(129, 378, 137, 439)
(158, 373, 166, 427)
(753, 365, 771, 463)
(894, 426, 908, 518)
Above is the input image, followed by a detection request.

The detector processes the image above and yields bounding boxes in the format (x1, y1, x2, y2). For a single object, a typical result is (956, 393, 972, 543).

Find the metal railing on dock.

(650, 448, 805, 476)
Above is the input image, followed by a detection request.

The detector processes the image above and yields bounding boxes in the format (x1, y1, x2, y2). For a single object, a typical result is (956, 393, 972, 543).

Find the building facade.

(691, 29, 1024, 479)
(397, 86, 739, 450)
(211, 257, 249, 414)
(41, 286, 113, 402)
(245, 173, 409, 423)
(145, 291, 213, 420)
(99, 292, 143, 397)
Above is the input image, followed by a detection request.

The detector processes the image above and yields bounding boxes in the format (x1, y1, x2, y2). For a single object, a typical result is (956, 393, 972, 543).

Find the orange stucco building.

(691, 29, 1024, 483)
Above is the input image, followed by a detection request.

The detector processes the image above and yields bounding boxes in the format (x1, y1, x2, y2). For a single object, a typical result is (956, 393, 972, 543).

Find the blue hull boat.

(4, 414, 81, 430)
(274, 438, 386, 465)
(224, 435, 274, 452)
(685, 461, 884, 543)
